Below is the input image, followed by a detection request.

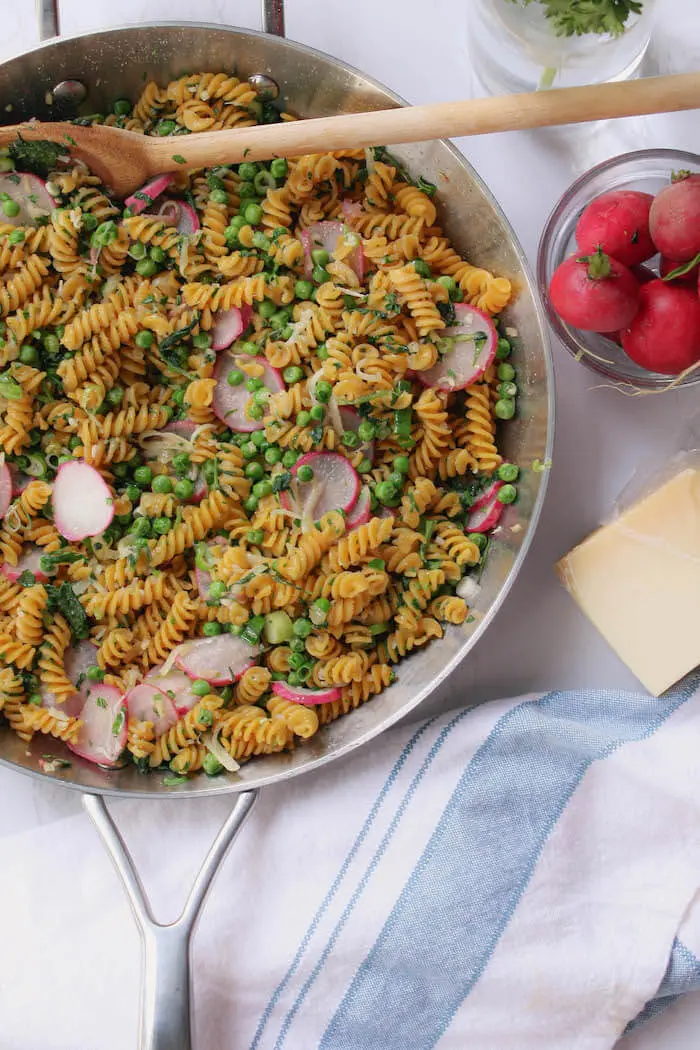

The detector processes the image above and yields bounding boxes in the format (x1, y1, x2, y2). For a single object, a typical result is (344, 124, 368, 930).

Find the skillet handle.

(83, 790, 258, 1050)
(262, 0, 285, 37)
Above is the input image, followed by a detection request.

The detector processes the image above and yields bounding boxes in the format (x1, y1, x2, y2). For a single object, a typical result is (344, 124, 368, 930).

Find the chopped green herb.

(172, 153, 186, 164)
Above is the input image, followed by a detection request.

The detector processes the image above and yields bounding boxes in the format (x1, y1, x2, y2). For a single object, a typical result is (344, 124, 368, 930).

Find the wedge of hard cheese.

(556, 467, 700, 696)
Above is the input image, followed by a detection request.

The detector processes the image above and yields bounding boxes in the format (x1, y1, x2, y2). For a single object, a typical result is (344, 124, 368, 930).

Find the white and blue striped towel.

(2, 681, 700, 1049)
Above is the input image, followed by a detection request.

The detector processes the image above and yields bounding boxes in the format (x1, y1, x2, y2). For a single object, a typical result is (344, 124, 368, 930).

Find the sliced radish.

(145, 666, 203, 716)
(64, 640, 100, 693)
(163, 420, 196, 442)
(0, 461, 11, 520)
(211, 305, 253, 351)
(301, 221, 364, 281)
(271, 680, 341, 705)
(125, 174, 174, 215)
(191, 470, 208, 503)
(280, 452, 360, 521)
(0, 173, 55, 225)
(418, 304, 497, 392)
(150, 197, 200, 235)
(471, 479, 503, 512)
(341, 200, 364, 220)
(467, 487, 505, 533)
(175, 635, 259, 686)
(40, 690, 84, 718)
(2, 545, 48, 583)
(212, 354, 285, 432)
(194, 537, 226, 600)
(53, 460, 115, 542)
(9, 465, 31, 495)
(126, 683, 178, 735)
(345, 485, 372, 530)
(68, 685, 127, 768)
(338, 406, 374, 463)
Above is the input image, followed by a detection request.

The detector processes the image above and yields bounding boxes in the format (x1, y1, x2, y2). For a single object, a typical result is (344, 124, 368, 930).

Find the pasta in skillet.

(0, 70, 520, 778)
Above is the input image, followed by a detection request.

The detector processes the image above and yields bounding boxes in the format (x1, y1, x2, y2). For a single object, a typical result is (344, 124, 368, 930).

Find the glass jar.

(469, 0, 657, 95)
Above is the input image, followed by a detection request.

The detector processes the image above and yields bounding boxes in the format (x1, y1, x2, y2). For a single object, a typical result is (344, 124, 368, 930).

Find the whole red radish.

(649, 172, 700, 262)
(576, 190, 655, 267)
(548, 249, 640, 332)
(621, 279, 700, 375)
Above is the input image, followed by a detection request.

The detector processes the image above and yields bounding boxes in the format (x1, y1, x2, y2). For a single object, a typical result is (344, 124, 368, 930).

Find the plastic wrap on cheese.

(556, 466, 700, 696)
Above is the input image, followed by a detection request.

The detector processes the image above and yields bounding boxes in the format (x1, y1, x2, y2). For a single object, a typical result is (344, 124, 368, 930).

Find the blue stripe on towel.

(321, 682, 697, 1050)
(272, 710, 471, 1050)
(250, 715, 438, 1050)
(627, 939, 700, 1033)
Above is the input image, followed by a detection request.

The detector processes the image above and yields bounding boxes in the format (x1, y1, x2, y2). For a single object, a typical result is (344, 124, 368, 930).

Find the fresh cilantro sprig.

(505, 0, 644, 37)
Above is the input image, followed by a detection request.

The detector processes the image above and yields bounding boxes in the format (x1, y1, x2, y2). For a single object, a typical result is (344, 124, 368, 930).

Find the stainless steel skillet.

(0, 3, 554, 1046)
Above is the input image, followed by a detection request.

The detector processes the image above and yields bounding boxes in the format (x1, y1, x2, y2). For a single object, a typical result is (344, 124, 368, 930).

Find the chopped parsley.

(172, 154, 186, 164)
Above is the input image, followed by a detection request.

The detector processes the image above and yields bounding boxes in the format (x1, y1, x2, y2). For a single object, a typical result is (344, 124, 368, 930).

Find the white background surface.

(1, 1, 700, 1046)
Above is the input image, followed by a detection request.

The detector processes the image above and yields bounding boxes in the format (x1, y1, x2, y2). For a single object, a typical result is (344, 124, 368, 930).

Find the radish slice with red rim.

(467, 485, 504, 533)
(271, 680, 341, 705)
(145, 667, 203, 715)
(341, 200, 364, 220)
(301, 221, 364, 281)
(280, 452, 360, 521)
(163, 420, 197, 442)
(175, 636, 260, 686)
(418, 304, 497, 391)
(345, 486, 372, 530)
(68, 685, 127, 768)
(0, 173, 55, 225)
(338, 406, 374, 463)
(41, 691, 84, 718)
(212, 354, 285, 432)
(194, 537, 225, 600)
(471, 479, 502, 512)
(64, 640, 100, 693)
(0, 461, 11, 519)
(149, 197, 200, 234)
(125, 174, 174, 215)
(211, 305, 253, 351)
(53, 460, 115, 541)
(8, 465, 31, 495)
(126, 683, 178, 736)
(3, 545, 49, 583)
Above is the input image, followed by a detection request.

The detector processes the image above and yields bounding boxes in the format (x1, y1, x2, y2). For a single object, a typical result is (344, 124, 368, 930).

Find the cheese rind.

(556, 468, 700, 696)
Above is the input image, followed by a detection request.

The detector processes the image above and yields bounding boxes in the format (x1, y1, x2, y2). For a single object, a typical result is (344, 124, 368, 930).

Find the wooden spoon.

(1, 71, 698, 198)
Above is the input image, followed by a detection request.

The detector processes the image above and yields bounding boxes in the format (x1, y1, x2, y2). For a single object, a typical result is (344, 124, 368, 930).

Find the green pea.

(202, 621, 223, 637)
(131, 330, 153, 353)
(468, 532, 488, 551)
(258, 299, 277, 320)
(254, 170, 276, 195)
(497, 381, 518, 399)
(135, 258, 158, 277)
(312, 265, 330, 284)
(157, 119, 177, 136)
(494, 398, 515, 420)
(498, 462, 519, 483)
(152, 516, 172, 535)
(311, 248, 330, 267)
(208, 580, 227, 600)
(152, 474, 173, 494)
(122, 484, 139, 503)
(357, 421, 375, 442)
(202, 752, 223, 776)
(0, 157, 14, 174)
(245, 461, 264, 482)
(238, 340, 258, 355)
(270, 307, 292, 328)
(227, 623, 243, 636)
(106, 385, 124, 407)
(128, 241, 147, 260)
(357, 459, 372, 474)
(293, 617, 312, 639)
(388, 471, 404, 489)
(191, 678, 211, 697)
(252, 231, 271, 251)
(248, 403, 264, 420)
(1, 198, 20, 218)
(316, 344, 329, 361)
(295, 279, 314, 300)
(242, 441, 258, 460)
(210, 188, 228, 205)
(251, 430, 267, 448)
(245, 376, 264, 392)
(413, 259, 431, 278)
(393, 455, 410, 474)
(113, 98, 131, 116)
(497, 483, 517, 504)
(238, 162, 258, 181)
(246, 528, 265, 545)
(283, 365, 304, 385)
(252, 479, 272, 498)
(436, 275, 457, 294)
(375, 480, 397, 504)
(297, 464, 314, 483)
(130, 516, 152, 538)
(264, 446, 282, 465)
(314, 381, 332, 405)
(174, 478, 194, 500)
(497, 362, 515, 382)
(112, 463, 128, 481)
(171, 453, 191, 475)
(81, 213, 98, 232)
(270, 158, 288, 179)
(243, 495, 259, 514)
(228, 214, 247, 233)
(8, 228, 24, 245)
(496, 337, 512, 360)
(282, 449, 299, 468)
(226, 368, 245, 388)
(296, 410, 311, 427)
(341, 430, 360, 449)
(133, 465, 153, 488)
(149, 246, 166, 263)
(87, 665, 105, 682)
(18, 344, 38, 365)
(309, 404, 325, 422)
(314, 597, 331, 614)
(244, 202, 263, 225)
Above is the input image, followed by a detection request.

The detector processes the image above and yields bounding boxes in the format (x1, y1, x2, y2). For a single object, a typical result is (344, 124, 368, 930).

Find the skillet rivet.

(248, 74, 279, 101)
(51, 80, 88, 106)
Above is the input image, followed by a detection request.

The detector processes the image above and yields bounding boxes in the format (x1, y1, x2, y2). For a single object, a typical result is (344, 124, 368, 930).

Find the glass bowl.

(537, 148, 700, 390)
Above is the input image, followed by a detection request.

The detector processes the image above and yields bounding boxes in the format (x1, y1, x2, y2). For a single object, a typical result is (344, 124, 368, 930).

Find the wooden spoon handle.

(144, 72, 700, 170)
